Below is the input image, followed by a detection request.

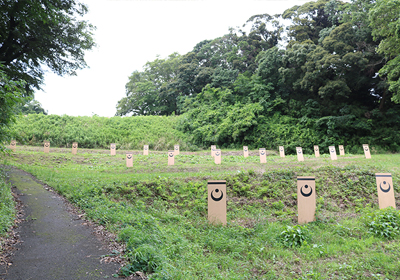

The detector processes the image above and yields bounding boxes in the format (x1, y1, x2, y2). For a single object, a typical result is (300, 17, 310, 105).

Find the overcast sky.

(35, 0, 316, 117)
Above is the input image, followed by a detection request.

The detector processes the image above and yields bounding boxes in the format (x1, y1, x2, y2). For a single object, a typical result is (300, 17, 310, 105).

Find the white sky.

(35, 0, 315, 117)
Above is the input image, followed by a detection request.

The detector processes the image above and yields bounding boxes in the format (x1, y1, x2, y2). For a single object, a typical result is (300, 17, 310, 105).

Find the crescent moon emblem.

(127, 155, 132, 159)
(364, 148, 369, 151)
(298, 150, 302, 154)
(330, 149, 335, 153)
(169, 153, 174, 157)
(215, 152, 220, 156)
(211, 189, 223, 202)
(379, 181, 391, 193)
(315, 148, 318, 152)
(300, 185, 313, 197)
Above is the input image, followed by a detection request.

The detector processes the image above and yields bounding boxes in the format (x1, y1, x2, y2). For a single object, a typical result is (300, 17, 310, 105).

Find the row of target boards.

(208, 174, 395, 226)
(8, 141, 372, 166)
(8, 141, 388, 226)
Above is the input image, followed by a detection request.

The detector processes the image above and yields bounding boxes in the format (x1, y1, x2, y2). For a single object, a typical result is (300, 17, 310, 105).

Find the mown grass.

(3, 147, 400, 279)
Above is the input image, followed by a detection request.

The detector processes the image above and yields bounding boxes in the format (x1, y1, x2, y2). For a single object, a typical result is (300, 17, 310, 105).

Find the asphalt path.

(0, 167, 121, 280)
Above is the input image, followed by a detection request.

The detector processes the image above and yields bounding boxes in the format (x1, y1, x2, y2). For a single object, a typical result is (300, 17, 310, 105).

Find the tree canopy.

(0, 0, 95, 151)
(117, 0, 400, 152)
(0, 0, 96, 94)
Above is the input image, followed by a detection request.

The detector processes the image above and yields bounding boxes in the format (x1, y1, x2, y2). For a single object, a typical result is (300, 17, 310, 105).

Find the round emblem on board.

(379, 181, 391, 193)
(300, 184, 313, 197)
(211, 189, 223, 202)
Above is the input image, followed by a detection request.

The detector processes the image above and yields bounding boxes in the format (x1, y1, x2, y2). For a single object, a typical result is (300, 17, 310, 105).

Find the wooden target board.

(314, 145, 320, 157)
(126, 153, 133, 167)
(243, 146, 249, 158)
(339, 145, 345, 156)
(211, 145, 216, 157)
(110, 143, 116, 156)
(168, 150, 175, 165)
(279, 146, 285, 158)
(329, 146, 337, 160)
(208, 180, 227, 225)
(296, 147, 304, 162)
(44, 141, 50, 153)
(363, 144, 371, 159)
(143, 145, 149, 155)
(214, 149, 221, 164)
(297, 176, 316, 224)
(375, 173, 396, 209)
(72, 142, 78, 155)
(259, 148, 266, 163)
(174, 145, 180, 155)
(10, 140, 16, 152)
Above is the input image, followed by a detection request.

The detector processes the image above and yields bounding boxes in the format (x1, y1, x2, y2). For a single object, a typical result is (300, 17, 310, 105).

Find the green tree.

(178, 86, 263, 147)
(116, 53, 182, 116)
(15, 98, 47, 115)
(369, 0, 400, 102)
(0, 64, 25, 151)
(0, 0, 96, 94)
(283, 0, 347, 45)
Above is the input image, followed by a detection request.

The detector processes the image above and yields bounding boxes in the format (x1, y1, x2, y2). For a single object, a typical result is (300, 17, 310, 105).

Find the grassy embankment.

(9, 114, 190, 151)
(3, 146, 400, 279)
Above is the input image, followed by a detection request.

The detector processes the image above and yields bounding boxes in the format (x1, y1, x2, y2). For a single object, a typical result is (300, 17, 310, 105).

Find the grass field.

(2, 146, 400, 279)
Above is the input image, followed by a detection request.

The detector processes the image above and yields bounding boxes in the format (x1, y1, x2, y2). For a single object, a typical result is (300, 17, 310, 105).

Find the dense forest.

(115, 0, 400, 153)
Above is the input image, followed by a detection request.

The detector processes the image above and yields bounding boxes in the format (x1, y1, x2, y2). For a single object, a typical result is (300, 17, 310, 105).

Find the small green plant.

(365, 207, 400, 239)
(278, 225, 310, 248)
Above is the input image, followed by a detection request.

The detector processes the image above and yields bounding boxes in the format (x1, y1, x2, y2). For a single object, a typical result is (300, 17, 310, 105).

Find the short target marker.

(211, 145, 216, 157)
(243, 146, 249, 158)
(10, 140, 16, 152)
(110, 143, 116, 156)
(126, 153, 133, 167)
(329, 146, 337, 160)
(279, 146, 285, 158)
(363, 144, 371, 159)
(339, 145, 345, 156)
(44, 141, 50, 153)
(168, 150, 175, 166)
(72, 142, 78, 155)
(214, 149, 221, 164)
(143, 145, 149, 155)
(259, 148, 266, 163)
(296, 147, 304, 162)
(314, 145, 320, 157)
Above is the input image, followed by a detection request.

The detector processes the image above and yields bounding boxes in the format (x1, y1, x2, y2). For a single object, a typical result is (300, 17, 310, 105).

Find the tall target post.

(208, 180, 227, 225)
(297, 176, 316, 224)
(375, 173, 396, 209)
